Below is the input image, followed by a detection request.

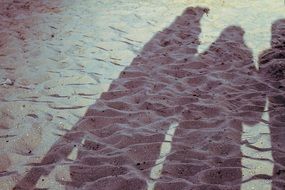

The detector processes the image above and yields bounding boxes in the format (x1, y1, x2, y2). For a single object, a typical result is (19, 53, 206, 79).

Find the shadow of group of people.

(14, 7, 285, 190)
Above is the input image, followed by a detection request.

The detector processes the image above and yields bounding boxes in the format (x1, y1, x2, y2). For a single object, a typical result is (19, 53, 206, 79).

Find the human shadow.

(13, 7, 267, 190)
(258, 18, 285, 190)
(153, 15, 267, 190)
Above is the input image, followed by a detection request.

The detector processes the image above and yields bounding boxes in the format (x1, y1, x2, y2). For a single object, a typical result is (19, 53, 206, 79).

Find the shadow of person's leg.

(259, 18, 285, 190)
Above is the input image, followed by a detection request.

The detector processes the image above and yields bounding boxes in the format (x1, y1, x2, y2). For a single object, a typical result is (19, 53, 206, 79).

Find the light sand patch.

(241, 97, 273, 190)
(147, 122, 178, 190)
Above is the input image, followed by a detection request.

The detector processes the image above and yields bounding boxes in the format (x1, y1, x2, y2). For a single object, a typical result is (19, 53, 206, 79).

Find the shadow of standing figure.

(13, 7, 208, 190)
(259, 19, 285, 190)
(153, 15, 267, 190)
(14, 7, 266, 190)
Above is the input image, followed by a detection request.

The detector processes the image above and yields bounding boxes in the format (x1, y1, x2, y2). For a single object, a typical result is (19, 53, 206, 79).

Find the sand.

(0, 0, 285, 190)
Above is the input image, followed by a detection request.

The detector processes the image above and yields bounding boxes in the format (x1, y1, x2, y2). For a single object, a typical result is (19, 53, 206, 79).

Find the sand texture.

(0, 1, 285, 190)
(12, 6, 285, 190)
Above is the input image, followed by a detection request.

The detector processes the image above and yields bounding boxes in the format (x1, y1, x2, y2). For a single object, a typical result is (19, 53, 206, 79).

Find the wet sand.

(1, 1, 285, 190)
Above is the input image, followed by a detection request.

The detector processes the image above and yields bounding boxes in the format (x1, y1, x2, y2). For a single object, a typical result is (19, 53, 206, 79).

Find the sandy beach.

(0, 0, 285, 190)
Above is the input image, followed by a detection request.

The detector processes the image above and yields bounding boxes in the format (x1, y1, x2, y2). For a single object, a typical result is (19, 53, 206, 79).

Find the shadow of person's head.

(271, 19, 285, 49)
(259, 19, 285, 84)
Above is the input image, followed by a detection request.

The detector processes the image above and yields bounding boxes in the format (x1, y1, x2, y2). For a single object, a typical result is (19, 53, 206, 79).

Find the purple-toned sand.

(1, 2, 284, 190)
